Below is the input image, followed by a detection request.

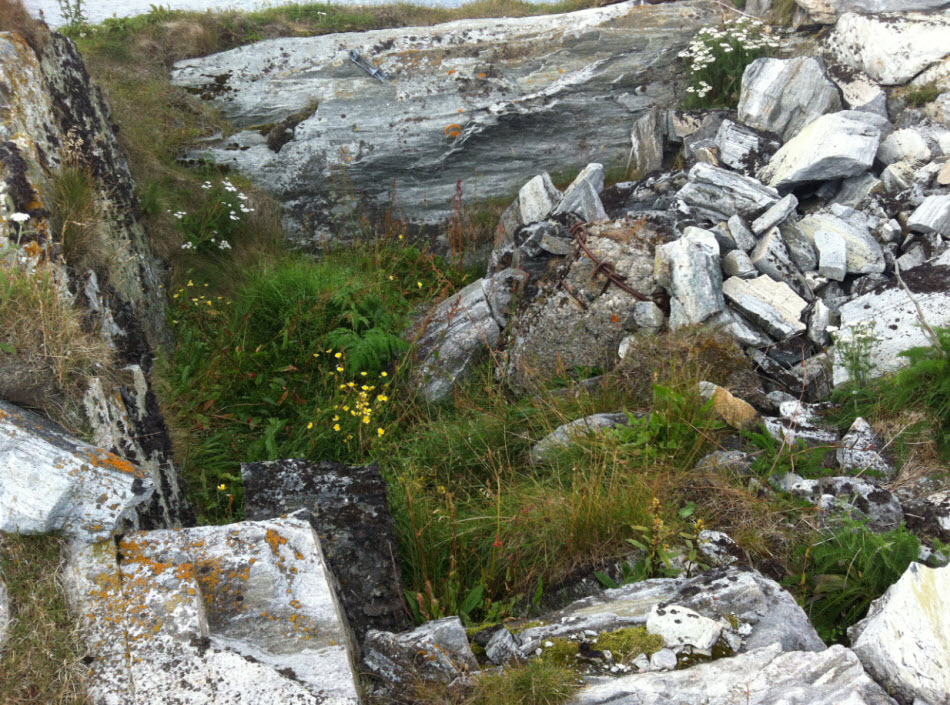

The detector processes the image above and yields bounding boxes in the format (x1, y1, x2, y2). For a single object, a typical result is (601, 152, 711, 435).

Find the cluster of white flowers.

(9, 212, 30, 224)
(677, 19, 781, 75)
(171, 210, 187, 220)
(213, 239, 232, 251)
(180, 241, 195, 251)
(685, 81, 714, 99)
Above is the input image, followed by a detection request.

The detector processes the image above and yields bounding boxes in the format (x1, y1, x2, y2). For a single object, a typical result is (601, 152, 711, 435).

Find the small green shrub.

(469, 659, 580, 705)
(743, 426, 832, 482)
(679, 19, 780, 109)
(791, 521, 920, 644)
(905, 82, 942, 108)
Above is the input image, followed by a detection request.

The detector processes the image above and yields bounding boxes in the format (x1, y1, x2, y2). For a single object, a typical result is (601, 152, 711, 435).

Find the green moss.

(596, 627, 664, 662)
(536, 638, 580, 668)
(509, 620, 545, 635)
(905, 83, 941, 108)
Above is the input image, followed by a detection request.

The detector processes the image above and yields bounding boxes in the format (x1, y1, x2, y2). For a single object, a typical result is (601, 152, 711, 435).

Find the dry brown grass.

(0, 259, 114, 426)
(0, 0, 48, 52)
(0, 532, 92, 705)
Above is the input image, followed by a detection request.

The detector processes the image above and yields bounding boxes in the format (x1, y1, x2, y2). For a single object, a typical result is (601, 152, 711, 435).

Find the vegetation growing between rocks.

(0, 532, 91, 705)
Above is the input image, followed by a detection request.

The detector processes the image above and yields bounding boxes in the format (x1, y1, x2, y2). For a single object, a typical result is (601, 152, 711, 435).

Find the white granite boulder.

(850, 562, 950, 705)
(63, 515, 361, 705)
(737, 57, 841, 141)
(798, 212, 886, 275)
(0, 400, 153, 542)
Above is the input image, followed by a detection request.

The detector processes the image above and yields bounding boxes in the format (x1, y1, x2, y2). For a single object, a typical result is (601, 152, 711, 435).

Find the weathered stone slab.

(714, 119, 779, 174)
(722, 249, 757, 279)
(751, 194, 798, 235)
(0, 400, 153, 542)
(570, 644, 896, 705)
(833, 250, 950, 385)
(675, 163, 780, 223)
(520, 173, 562, 224)
(516, 565, 824, 656)
(723, 275, 807, 340)
(814, 228, 848, 281)
(63, 516, 360, 705)
(837, 417, 895, 480)
(799, 212, 886, 274)
(646, 604, 722, 655)
(531, 413, 629, 463)
(629, 111, 665, 176)
(850, 563, 950, 705)
(877, 129, 932, 165)
(798, 0, 950, 23)
(829, 12, 950, 86)
(655, 227, 724, 328)
(242, 459, 410, 640)
(737, 57, 841, 141)
(787, 476, 904, 530)
(762, 111, 883, 188)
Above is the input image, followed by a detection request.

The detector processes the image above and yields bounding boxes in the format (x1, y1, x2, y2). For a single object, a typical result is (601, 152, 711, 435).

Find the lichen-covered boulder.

(63, 515, 361, 705)
(850, 562, 950, 705)
(0, 400, 153, 542)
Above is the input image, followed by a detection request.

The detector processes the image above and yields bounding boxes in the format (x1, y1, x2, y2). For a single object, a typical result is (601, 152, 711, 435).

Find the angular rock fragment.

(752, 194, 798, 235)
(64, 516, 361, 705)
(655, 227, 725, 328)
(556, 163, 608, 223)
(907, 194, 950, 236)
(762, 111, 884, 188)
(722, 249, 757, 279)
(799, 212, 886, 274)
(814, 228, 848, 281)
(531, 413, 629, 463)
(850, 562, 950, 705)
(675, 163, 779, 223)
(0, 400, 153, 542)
(714, 119, 778, 174)
(727, 214, 757, 252)
(629, 111, 666, 176)
(837, 418, 895, 480)
(738, 57, 841, 141)
(777, 219, 819, 272)
(877, 129, 932, 165)
(363, 617, 476, 690)
(646, 604, 722, 655)
(723, 275, 807, 340)
(698, 382, 760, 430)
(485, 628, 522, 666)
(570, 643, 895, 705)
(697, 530, 747, 567)
(903, 490, 950, 542)
(242, 459, 410, 639)
(520, 173, 562, 224)
(749, 228, 811, 299)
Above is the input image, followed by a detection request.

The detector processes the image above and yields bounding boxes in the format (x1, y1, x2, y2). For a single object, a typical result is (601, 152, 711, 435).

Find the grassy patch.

(0, 258, 114, 429)
(789, 521, 920, 645)
(0, 533, 91, 705)
(595, 627, 663, 663)
(471, 659, 580, 705)
(904, 82, 942, 108)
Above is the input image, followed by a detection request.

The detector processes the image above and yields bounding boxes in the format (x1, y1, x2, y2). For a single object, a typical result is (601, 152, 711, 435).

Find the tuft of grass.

(789, 521, 920, 645)
(0, 532, 91, 705)
(48, 161, 118, 277)
(0, 259, 114, 428)
(904, 82, 942, 108)
(470, 659, 580, 705)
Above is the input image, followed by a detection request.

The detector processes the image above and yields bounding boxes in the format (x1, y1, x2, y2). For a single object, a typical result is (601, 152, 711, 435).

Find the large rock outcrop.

(169, 0, 722, 244)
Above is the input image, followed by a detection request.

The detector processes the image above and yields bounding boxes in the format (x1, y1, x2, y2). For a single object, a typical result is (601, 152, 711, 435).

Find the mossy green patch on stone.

(536, 638, 580, 668)
(596, 626, 663, 662)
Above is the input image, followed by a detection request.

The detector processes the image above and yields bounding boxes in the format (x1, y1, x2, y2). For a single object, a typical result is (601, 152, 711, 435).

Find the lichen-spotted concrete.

(63, 516, 361, 705)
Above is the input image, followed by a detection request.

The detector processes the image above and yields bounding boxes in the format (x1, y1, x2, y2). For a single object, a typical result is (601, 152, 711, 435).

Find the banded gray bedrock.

(170, 0, 720, 244)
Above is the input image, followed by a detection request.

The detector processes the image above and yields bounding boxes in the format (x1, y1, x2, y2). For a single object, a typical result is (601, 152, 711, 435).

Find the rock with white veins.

(908, 195, 950, 236)
(169, 1, 722, 240)
(850, 562, 950, 705)
(749, 228, 812, 299)
(737, 57, 842, 141)
(0, 400, 153, 542)
(520, 173, 562, 224)
(63, 515, 361, 705)
(364, 616, 477, 689)
(629, 111, 666, 176)
(762, 111, 884, 188)
(828, 11, 950, 86)
(655, 227, 725, 328)
(798, 213, 886, 274)
(814, 228, 848, 281)
(722, 275, 807, 340)
(675, 163, 780, 223)
(714, 119, 779, 174)
(722, 249, 757, 279)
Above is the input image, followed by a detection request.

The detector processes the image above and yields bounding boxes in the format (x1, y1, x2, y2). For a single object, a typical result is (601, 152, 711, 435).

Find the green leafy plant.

(830, 321, 877, 389)
(679, 18, 779, 109)
(743, 426, 832, 482)
(791, 521, 920, 644)
(57, 0, 88, 33)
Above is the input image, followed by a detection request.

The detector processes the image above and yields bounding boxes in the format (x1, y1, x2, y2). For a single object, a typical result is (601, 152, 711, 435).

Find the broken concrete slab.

(63, 515, 361, 705)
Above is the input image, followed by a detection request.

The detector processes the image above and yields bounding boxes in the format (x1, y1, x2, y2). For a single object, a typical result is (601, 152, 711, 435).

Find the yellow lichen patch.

(264, 529, 288, 556)
(80, 449, 147, 479)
